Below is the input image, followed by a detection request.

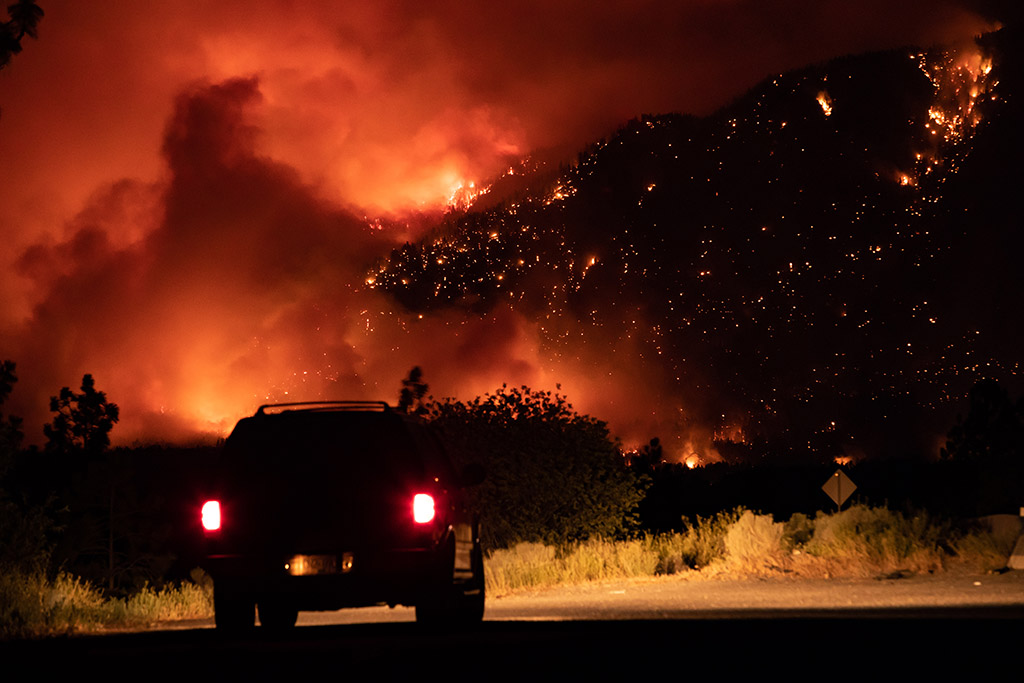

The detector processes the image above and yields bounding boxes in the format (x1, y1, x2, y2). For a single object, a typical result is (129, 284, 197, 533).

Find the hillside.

(369, 27, 1023, 461)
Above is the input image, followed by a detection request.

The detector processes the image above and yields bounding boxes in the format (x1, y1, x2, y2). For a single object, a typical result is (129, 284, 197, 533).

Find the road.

(294, 570, 1024, 623)
(6, 572, 1022, 677)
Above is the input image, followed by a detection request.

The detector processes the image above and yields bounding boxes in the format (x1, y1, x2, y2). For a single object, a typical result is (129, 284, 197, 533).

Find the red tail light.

(201, 500, 222, 531)
(412, 493, 435, 524)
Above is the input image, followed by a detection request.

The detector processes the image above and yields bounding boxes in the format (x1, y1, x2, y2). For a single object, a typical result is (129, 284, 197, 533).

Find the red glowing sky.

(0, 1, 995, 446)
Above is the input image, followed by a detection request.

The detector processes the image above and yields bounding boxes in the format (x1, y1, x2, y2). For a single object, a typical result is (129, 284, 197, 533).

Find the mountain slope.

(370, 27, 1023, 461)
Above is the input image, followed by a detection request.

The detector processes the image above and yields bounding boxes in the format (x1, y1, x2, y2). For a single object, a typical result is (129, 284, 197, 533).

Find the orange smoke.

(0, 1, 996, 446)
(3, 77, 625, 444)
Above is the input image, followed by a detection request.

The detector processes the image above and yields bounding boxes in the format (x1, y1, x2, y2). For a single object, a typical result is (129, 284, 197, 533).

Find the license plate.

(286, 553, 352, 576)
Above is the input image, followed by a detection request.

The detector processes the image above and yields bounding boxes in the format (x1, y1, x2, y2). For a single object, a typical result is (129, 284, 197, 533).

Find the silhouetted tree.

(626, 437, 663, 475)
(0, 1, 43, 70)
(939, 380, 1024, 515)
(398, 366, 429, 416)
(0, 360, 57, 572)
(43, 374, 125, 589)
(0, 360, 23, 471)
(44, 374, 119, 459)
(941, 380, 1023, 463)
(429, 385, 645, 549)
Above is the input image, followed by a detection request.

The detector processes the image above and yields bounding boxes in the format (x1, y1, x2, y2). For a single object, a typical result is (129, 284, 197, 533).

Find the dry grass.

(485, 538, 661, 595)
(4, 506, 1014, 636)
(0, 568, 213, 639)
(722, 510, 786, 573)
(949, 515, 1022, 573)
(790, 506, 948, 577)
(484, 505, 1017, 594)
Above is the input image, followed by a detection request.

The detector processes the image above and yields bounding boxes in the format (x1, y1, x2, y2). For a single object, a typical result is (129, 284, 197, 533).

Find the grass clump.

(0, 567, 213, 639)
(121, 571, 213, 623)
(0, 569, 114, 639)
(949, 516, 1022, 572)
(723, 511, 785, 573)
(674, 509, 744, 571)
(485, 538, 661, 595)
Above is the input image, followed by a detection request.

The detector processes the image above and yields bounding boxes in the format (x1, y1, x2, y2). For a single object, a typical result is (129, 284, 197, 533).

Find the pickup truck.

(199, 401, 484, 629)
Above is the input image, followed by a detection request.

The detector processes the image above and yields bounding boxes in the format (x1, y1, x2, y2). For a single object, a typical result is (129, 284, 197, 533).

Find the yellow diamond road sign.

(822, 469, 856, 509)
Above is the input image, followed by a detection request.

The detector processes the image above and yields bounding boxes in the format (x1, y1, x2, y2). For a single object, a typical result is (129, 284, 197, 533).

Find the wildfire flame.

(816, 90, 833, 117)
(900, 44, 997, 193)
(447, 180, 492, 212)
(916, 46, 996, 147)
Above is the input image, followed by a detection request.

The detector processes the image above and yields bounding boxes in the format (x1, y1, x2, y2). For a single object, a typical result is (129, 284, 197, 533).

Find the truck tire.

(415, 536, 485, 625)
(213, 581, 256, 632)
(258, 597, 299, 630)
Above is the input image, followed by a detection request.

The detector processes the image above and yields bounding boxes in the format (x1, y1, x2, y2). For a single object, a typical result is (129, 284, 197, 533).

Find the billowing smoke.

(4, 77, 563, 443)
(0, 1, 994, 446)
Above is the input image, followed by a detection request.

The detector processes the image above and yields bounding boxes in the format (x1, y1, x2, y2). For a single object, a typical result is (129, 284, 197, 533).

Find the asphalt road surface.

(6, 573, 1022, 677)
(296, 571, 1024, 623)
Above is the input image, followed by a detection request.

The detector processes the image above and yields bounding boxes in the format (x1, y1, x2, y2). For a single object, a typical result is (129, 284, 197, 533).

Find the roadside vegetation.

(1, 362, 1021, 637)
(484, 505, 1020, 596)
(4, 505, 1014, 637)
(0, 568, 213, 639)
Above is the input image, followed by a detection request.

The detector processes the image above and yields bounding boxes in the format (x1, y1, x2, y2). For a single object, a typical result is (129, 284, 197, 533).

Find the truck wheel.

(415, 538, 485, 625)
(214, 581, 256, 632)
(258, 598, 299, 630)
(461, 540, 486, 622)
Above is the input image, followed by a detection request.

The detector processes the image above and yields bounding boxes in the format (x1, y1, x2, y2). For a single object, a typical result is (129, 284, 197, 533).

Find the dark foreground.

(5, 609, 1022, 678)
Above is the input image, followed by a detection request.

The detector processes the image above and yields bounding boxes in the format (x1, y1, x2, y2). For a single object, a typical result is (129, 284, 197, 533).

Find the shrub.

(677, 508, 744, 570)
(723, 511, 785, 571)
(801, 505, 946, 575)
(949, 516, 1021, 572)
(0, 569, 112, 638)
(782, 512, 815, 550)
(429, 385, 646, 549)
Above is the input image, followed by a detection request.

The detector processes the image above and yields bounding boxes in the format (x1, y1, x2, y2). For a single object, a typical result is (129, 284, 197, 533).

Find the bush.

(782, 512, 815, 550)
(800, 505, 947, 575)
(949, 516, 1021, 572)
(429, 385, 646, 549)
(724, 511, 785, 571)
(676, 509, 744, 570)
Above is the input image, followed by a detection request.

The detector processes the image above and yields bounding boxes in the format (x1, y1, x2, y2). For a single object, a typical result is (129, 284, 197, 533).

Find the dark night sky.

(0, 1, 1006, 447)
